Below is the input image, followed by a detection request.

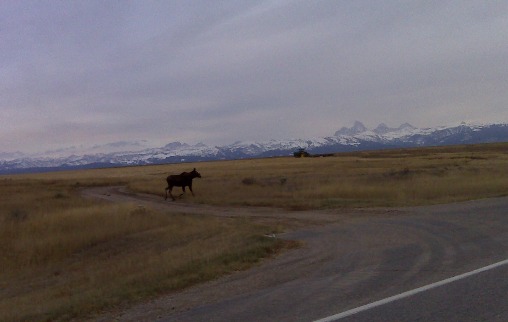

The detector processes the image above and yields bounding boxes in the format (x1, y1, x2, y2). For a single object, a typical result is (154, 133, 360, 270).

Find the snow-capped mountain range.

(2, 121, 508, 174)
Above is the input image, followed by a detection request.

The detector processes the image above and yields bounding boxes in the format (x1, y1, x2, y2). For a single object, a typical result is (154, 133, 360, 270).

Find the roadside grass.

(0, 180, 290, 322)
(2, 142, 508, 321)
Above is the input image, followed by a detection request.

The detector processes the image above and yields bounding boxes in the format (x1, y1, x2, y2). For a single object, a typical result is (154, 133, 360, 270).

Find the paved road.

(86, 188, 508, 322)
(331, 262, 508, 322)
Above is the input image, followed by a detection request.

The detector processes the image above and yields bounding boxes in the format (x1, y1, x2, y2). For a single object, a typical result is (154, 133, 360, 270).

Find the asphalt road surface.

(86, 188, 508, 322)
(317, 260, 508, 321)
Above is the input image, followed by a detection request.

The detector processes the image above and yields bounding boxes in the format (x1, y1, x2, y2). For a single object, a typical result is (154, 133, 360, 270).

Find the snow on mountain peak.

(1, 121, 508, 174)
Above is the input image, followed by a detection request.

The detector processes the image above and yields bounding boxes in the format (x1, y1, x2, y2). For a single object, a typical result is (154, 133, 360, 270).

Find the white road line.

(314, 258, 508, 322)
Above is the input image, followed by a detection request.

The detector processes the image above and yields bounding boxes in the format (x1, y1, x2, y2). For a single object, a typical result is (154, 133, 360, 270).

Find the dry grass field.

(129, 142, 508, 209)
(1, 143, 508, 321)
(0, 178, 291, 321)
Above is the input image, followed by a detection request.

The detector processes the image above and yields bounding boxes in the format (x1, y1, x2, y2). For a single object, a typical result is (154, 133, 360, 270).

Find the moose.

(164, 168, 202, 201)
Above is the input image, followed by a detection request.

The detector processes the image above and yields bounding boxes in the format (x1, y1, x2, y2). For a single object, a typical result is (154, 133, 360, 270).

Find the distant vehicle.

(293, 148, 310, 158)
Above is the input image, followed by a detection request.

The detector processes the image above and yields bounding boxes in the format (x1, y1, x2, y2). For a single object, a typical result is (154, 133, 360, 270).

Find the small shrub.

(386, 167, 411, 178)
(54, 192, 67, 199)
(242, 178, 256, 185)
(8, 209, 28, 222)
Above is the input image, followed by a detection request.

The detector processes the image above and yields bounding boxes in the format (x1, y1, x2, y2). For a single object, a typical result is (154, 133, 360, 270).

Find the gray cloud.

(1, 0, 508, 153)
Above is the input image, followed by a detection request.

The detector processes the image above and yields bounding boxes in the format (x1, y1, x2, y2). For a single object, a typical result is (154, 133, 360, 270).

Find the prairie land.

(1, 143, 508, 321)
(129, 142, 508, 209)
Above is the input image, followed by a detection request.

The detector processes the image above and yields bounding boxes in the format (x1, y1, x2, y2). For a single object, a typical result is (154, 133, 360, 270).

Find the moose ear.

(193, 168, 196, 171)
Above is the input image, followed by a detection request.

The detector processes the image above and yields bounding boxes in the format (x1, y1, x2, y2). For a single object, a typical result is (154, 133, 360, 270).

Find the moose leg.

(178, 186, 185, 198)
(166, 186, 176, 201)
(188, 184, 195, 196)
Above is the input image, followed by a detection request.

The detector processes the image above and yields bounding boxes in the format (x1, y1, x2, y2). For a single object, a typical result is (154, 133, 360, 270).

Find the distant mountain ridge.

(1, 121, 508, 174)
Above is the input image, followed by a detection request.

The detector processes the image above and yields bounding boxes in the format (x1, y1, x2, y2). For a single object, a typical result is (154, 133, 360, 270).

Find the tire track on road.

(82, 186, 508, 322)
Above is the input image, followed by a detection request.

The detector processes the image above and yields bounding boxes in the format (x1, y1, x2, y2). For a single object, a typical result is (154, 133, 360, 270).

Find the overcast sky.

(2, 1, 508, 153)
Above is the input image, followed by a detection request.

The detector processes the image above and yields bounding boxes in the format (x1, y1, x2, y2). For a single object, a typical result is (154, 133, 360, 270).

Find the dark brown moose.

(165, 168, 202, 201)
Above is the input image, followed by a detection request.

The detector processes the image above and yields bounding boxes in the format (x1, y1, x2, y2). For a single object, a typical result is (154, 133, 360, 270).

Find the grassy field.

(0, 179, 291, 321)
(128, 142, 508, 209)
(1, 143, 508, 321)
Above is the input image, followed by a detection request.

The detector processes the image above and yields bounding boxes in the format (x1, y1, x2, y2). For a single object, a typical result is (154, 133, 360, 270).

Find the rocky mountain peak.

(373, 123, 391, 134)
(398, 123, 416, 131)
(2, 122, 508, 174)
(337, 122, 418, 136)
(163, 142, 188, 149)
(335, 121, 368, 136)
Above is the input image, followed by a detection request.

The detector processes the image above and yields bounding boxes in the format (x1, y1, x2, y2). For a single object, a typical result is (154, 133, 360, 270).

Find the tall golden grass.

(1, 142, 508, 321)
(0, 179, 288, 322)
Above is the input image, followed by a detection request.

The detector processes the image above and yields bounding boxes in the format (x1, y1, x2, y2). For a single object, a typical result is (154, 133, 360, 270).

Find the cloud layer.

(2, 1, 508, 153)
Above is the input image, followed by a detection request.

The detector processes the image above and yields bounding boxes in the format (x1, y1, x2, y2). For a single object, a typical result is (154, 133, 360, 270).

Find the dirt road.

(83, 187, 508, 321)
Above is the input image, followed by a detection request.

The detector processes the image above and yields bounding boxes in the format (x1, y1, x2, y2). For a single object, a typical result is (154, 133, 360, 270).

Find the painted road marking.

(314, 258, 508, 322)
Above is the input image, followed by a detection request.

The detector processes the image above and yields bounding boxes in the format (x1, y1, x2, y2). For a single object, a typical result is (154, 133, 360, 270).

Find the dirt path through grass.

(82, 185, 393, 227)
(82, 186, 508, 322)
